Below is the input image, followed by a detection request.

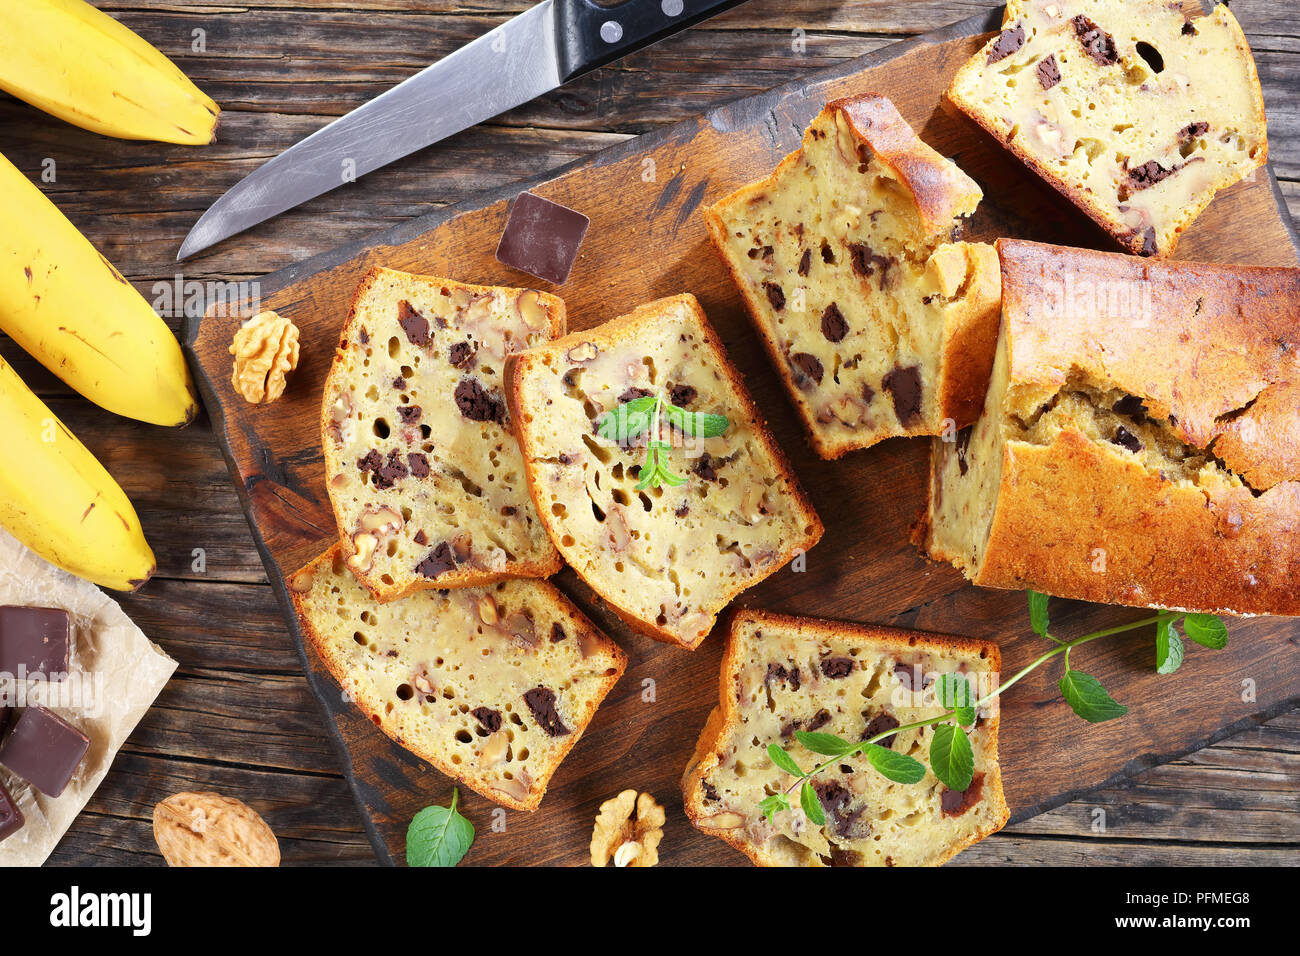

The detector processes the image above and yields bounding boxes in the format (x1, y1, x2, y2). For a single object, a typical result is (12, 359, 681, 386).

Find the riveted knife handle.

(553, 0, 749, 82)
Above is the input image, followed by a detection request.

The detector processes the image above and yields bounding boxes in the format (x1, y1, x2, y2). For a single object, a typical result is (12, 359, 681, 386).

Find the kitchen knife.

(178, 0, 748, 259)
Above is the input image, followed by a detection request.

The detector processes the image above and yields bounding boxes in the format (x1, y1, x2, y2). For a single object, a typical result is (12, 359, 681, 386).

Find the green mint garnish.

(594, 391, 730, 490)
(405, 788, 475, 867)
(758, 592, 1229, 823)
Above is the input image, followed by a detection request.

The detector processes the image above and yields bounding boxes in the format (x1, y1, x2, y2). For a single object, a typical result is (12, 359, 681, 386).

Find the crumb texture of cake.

(288, 547, 626, 811)
(507, 294, 823, 649)
(322, 267, 564, 602)
(947, 0, 1267, 257)
(706, 93, 1002, 459)
(924, 239, 1300, 615)
(682, 610, 1008, 867)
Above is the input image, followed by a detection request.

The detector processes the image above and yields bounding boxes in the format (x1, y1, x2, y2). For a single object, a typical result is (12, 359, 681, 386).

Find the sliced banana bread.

(922, 239, 1300, 614)
(289, 546, 626, 811)
(947, 0, 1267, 257)
(506, 294, 824, 650)
(322, 267, 564, 602)
(706, 93, 1002, 459)
(682, 610, 1008, 867)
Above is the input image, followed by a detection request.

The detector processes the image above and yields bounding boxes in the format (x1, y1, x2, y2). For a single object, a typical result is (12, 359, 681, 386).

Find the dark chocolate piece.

(0, 705, 89, 797)
(415, 542, 457, 580)
(862, 711, 901, 749)
(0, 606, 70, 678)
(454, 378, 506, 424)
(883, 364, 923, 426)
(396, 301, 431, 346)
(0, 778, 22, 844)
(494, 191, 590, 285)
(762, 281, 786, 311)
(523, 686, 570, 737)
(821, 657, 854, 679)
(1036, 54, 1061, 89)
(790, 352, 824, 388)
(820, 303, 849, 342)
(986, 24, 1025, 63)
(1072, 15, 1118, 66)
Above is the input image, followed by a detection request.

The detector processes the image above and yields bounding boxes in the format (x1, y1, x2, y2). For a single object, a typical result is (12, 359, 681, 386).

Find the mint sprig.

(406, 788, 475, 867)
(594, 391, 730, 490)
(761, 592, 1229, 822)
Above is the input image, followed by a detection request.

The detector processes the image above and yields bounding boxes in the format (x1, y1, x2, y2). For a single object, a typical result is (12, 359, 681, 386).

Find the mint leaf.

(794, 730, 856, 757)
(758, 794, 790, 822)
(936, 672, 974, 710)
(954, 705, 977, 727)
(767, 743, 804, 777)
(635, 442, 684, 490)
(929, 724, 974, 792)
(800, 780, 825, 826)
(1028, 590, 1050, 637)
(1183, 613, 1228, 650)
(1155, 617, 1184, 675)
(595, 395, 656, 443)
(1058, 670, 1128, 723)
(406, 788, 474, 867)
(864, 744, 926, 784)
(665, 403, 730, 438)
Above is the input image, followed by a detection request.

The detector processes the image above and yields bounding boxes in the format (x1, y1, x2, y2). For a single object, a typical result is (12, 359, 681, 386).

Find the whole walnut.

(230, 310, 300, 404)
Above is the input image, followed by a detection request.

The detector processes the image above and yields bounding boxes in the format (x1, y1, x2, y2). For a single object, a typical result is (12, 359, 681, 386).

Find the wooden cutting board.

(184, 7, 1300, 866)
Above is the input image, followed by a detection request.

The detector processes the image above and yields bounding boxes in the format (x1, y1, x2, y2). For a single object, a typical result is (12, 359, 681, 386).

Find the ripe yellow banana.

(0, 151, 199, 427)
(0, 354, 155, 591)
(0, 0, 219, 144)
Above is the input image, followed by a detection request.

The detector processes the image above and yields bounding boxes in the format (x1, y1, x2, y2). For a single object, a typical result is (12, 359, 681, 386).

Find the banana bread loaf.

(705, 93, 1002, 459)
(947, 0, 1267, 257)
(506, 294, 823, 649)
(922, 239, 1300, 615)
(322, 267, 564, 602)
(682, 610, 1008, 866)
(289, 546, 626, 811)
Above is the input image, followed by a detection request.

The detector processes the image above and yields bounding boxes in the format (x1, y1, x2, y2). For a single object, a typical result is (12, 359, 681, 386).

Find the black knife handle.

(553, 0, 749, 82)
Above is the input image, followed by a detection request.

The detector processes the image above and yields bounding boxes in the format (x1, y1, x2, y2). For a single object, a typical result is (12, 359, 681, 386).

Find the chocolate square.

(0, 705, 89, 797)
(0, 779, 22, 843)
(494, 191, 590, 285)
(0, 605, 70, 678)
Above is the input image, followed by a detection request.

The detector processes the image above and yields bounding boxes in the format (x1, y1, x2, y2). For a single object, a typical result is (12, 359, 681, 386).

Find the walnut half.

(590, 789, 665, 867)
(230, 310, 300, 404)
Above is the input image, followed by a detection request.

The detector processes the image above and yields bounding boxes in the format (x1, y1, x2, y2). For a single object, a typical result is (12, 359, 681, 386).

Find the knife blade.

(179, 0, 748, 259)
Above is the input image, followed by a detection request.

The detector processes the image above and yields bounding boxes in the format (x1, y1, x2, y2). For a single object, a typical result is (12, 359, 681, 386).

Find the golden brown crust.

(681, 609, 1009, 867)
(998, 239, 1300, 487)
(948, 240, 1300, 615)
(826, 94, 984, 232)
(935, 242, 1004, 428)
(290, 546, 627, 811)
(508, 294, 824, 649)
(321, 266, 564, 602)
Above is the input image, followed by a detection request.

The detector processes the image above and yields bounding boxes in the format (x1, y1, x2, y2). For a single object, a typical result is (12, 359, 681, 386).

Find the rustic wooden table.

(4, 0, 1294, 866)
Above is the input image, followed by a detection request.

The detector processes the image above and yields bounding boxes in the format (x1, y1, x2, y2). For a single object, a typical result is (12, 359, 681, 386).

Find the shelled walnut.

(230, 310, 300, 404)
(590, 789, 665, 867)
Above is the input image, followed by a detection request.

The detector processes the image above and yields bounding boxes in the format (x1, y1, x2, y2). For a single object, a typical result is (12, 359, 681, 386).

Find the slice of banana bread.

(288, 546, 626, 811)
(506, 294, 824, 650)
(947, 0, 1267, 257)
(706, 93, 1002, 459)
(682, 610, 1008, 867)
(322, 267, 564, 603)
(922, 239, 1300, 615)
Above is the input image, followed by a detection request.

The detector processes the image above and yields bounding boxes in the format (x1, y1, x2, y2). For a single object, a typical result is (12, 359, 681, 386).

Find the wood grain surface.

(0, 0, 1294, 866)
(183, 6, 1300, 866)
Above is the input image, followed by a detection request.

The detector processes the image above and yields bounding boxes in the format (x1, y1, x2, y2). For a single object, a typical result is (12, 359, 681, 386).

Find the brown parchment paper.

(0, 529, 176, 866)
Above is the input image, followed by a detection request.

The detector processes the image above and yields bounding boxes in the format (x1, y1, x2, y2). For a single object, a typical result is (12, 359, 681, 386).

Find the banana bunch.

(0, 151, 200, 427)
(0, 1, 220, 587)
(0, 354, 155, 591)
(0, 0, 219, 144)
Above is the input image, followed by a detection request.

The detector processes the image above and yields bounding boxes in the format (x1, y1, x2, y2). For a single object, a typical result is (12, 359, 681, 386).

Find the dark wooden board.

(184, 9, 1300, 866)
